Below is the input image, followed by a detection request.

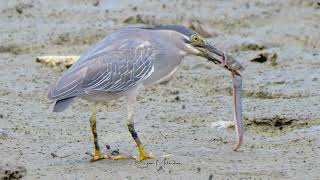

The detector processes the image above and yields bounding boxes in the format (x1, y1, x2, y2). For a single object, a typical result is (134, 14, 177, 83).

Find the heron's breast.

(142, 42, 184, 86)
(143, 63, 180, 87)
(153, 66, 179, 84)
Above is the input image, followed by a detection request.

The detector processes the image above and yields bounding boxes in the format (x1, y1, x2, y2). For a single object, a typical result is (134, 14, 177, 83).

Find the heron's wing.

(48, 67, 87, 100)
(48, 38, 155, 101)
(69, 27, 142, 70)
(82, 45, 155, 92)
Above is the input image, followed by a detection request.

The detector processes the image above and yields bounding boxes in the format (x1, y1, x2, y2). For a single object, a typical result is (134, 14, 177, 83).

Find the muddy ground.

(1, 0, 320, 179)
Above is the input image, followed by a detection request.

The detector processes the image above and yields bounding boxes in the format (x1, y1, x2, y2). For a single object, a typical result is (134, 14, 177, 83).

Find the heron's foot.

(87, 150, 134, 162)
(90, 151, 108, 162)
(136, 144, 157, 161)
(137, 151, 157, 161)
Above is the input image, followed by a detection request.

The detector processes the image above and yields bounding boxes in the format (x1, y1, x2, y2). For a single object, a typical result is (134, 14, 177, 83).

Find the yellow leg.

(126, 88, 156, 161)
(89, 106, 132, 162)
(127, 118, 156, 161)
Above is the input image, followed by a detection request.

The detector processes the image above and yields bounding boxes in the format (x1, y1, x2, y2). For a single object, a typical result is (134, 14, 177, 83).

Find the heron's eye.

(191, 34, 203, 43)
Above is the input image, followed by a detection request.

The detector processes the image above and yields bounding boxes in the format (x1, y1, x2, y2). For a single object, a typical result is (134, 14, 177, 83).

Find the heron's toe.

(137, 152, 157, 161)
(87, 151, 134, 162)
(90, 154, 109, 162)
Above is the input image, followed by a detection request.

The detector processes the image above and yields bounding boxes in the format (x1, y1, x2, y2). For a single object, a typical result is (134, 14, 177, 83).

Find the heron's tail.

(53, 97, 75, 112)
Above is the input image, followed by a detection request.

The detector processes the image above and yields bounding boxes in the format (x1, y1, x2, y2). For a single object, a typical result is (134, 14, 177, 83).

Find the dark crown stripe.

(141, 25, 198, 37)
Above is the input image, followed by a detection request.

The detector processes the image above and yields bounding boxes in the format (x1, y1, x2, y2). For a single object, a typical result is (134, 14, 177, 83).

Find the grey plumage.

(53, 97, 74, 112)
(48, 26, 196, 109)
(48, 28, 158, 109)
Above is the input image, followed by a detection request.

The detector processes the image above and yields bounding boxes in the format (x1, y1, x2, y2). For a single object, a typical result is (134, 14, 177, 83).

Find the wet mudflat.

(0, 0, 320, 179)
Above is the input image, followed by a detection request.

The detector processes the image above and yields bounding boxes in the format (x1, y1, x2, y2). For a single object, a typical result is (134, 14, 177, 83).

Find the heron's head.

(145, 25, 243, 75)
(177, 26, 244, 75)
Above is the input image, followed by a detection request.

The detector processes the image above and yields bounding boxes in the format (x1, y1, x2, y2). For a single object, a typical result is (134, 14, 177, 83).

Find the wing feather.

(48, 67, 87, 100)
(48, 37, 156, 101)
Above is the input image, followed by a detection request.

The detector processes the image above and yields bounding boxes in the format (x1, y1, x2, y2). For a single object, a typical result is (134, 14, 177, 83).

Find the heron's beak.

(197, 43, 244, 151)
(199, 43, 244, 76)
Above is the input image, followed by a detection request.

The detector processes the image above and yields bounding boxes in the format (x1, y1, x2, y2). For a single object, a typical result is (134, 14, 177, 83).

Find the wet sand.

(1, 0, 320, 179)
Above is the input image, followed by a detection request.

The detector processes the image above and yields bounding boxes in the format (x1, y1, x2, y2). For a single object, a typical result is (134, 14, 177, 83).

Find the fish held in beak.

(231, 73, 243, 151)
(202, 44, 244, 151)
(202, 43, 245, 76)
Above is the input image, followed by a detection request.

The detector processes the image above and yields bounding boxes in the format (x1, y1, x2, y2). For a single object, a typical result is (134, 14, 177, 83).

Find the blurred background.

(1, 0, 320, 179)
